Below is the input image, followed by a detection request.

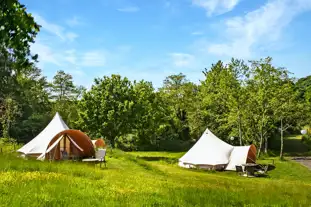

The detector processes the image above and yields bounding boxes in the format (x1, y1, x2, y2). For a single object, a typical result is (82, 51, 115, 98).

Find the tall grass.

(0, 150, 311, 206)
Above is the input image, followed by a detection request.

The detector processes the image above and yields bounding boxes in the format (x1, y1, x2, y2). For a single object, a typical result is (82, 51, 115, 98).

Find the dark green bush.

(301, 134, 311, 150)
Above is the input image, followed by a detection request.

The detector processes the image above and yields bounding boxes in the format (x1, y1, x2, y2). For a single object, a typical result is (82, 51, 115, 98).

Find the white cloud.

(32, 13, 78, 42)
(66, 16, 82, 27)
(163, 0, 180, 15)
(65, 32, 79, 42)
(170, 53, 195, 67)
(64, 50, 77, 64)
(117, 6, 140, 12)
(31, 41, 62, 67)
(164, 1, 171, 8)
(81, 51, 106, 67)
(192, 0, 240, 16)
(191, 31, 204, 35)
(207, 0, 311, 58)
(66, 67, 85, 77)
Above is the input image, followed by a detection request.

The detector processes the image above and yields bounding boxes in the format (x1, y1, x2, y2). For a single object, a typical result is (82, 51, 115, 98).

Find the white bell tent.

(178, 128, 257, 171)
(225, 145, 257, 170)
(17, 112, 69, 157)
(17, 112, 95, 160)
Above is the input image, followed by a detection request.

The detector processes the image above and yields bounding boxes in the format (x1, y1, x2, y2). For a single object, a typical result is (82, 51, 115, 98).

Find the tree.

(11, 66, 51, 142)
(225, 59, 250, 146)
(130, 80, 165, 149)
(49, 70, 82, 127)
(0, 96, 20, 138)
(247, 57, 287, 156)
(0, 0, 40, 66)
(295, 75, 311, 100)
(160, 73, 197, 141)
(0, 0, 54, 143)
(50, 70, 78, 101)
(77, 75, 135, 147)
(200, 61, 234, 141)
(272, 79, 306, 159)
(0, 52, 51, 142)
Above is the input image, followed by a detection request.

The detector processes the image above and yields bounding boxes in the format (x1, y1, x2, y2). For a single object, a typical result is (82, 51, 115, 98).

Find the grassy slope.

(0, 150, 311, 207)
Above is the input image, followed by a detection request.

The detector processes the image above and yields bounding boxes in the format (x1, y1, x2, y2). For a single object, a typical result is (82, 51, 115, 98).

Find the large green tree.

(0, 0, 40, 66)
(11, 66, 51, 142)
(159, 73, 198, 141)
(49, 70, 84, 127)
(77, 75, 135, 147)
(272, 79, 305, 159)
(0, 60, 51, 142)
(296, 76, 311, 125)
(199, 61, 233, 141)
(50, 70, 78, 101)
(223, 59, 250, 146)
(246, 57, 288, 155)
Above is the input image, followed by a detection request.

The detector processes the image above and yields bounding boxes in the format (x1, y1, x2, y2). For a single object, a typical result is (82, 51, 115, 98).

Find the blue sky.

(21, 0, 311, 88)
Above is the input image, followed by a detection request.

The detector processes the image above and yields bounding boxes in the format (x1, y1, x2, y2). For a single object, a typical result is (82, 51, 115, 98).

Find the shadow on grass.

(137, 156, 178, 164)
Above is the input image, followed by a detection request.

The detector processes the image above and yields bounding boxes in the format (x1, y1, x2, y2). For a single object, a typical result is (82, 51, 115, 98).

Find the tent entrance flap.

(67, 135, 84, 152)
(37, 135, 64, 160)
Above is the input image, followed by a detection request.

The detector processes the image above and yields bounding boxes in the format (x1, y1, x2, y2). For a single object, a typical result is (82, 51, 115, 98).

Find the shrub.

(301, 134, 311, 150)
(115, 134, 138, 151)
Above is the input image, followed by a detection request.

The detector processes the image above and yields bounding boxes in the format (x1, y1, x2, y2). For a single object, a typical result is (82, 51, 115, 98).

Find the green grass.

(0, 150, 311, 206)
(0, 143, 22, 154)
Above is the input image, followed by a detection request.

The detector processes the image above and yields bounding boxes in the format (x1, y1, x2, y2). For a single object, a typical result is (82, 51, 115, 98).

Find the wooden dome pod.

(38, 129, 95, 161)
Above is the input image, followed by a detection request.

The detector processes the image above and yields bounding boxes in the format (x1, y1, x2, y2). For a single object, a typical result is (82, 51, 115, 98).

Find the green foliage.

(49, 70, 79, 101)
(301, 134, 311, 150)
(77, 75, 135, 147)
(160, 73, 198, 141)
(0, 97, 20, 138)
(0, 56, 50, 142)
(295, 76, 311, 126)
(49, 70, 84, 128)
(0, 1, 51, 143)
(0, 0, 40, 66)
(295, 75, 311, 100)
(115, 133, 138, 151)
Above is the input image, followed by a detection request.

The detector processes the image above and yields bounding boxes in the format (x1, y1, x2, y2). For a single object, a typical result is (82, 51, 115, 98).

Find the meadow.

(0, 148, 311, 207)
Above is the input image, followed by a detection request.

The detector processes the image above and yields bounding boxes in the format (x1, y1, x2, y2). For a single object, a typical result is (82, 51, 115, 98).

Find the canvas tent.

(17, 112, 95, 160)
(178, 128, 256, 171)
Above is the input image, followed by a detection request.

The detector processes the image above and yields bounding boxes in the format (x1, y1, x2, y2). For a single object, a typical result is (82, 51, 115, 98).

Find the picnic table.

(242, 163, 259, 177)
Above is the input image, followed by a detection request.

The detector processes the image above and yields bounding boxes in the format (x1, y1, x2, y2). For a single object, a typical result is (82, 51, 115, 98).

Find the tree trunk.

(280, 118, 284, 159)
(257, 133, 263, 157)
(257, 114, 265, 157)
(238, 115, 242, 146)
(110, 136, 115, 149)
(264, 137, 268, 154)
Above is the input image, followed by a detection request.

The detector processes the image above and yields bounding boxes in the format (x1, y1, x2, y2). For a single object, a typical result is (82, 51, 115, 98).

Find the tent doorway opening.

(46, 134, 84, 161)
(36, 129, 95, 161)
